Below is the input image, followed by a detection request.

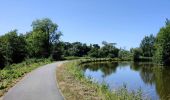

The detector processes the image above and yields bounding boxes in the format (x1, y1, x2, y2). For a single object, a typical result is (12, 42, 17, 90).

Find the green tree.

(88, 44, 100, 58)
(0, 30, 27, 68)
(68, 42, 91, 57)
(131, 48, 142, 61)
(140, 34, 155, 57)
(99, 41, 119, 58)
(0, 36, 7, 68)
(62, 42, 73, 56)
(118, 48, 132, 59)
(52, 41, 65, 60)
(26, 18, 62, 58)
(154, 19, 170, 65)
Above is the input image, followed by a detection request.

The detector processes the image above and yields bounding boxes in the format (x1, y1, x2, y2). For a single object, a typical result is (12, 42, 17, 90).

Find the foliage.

(140, 34, 155, 57)
(0, 30, 27, 68)
(130, 48, 142, 61)
(57, 42, 91, 57)
(88, 44, 100, 58)
(61, 41, 120, 59)
(52, 42, 65, 60)
(70, 42, 91, 57)
(154, 19, 170, 65)
(0, 18, 126, 69)
(99, 41, 119, 58)
(1, 17, 170, 68)
(0, 18, 62, 68)
(118, 48, 132, 60)
(26, 18, 62, 58)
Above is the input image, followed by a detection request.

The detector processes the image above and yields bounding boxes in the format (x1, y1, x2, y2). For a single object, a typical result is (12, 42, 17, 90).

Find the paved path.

(3, 62, 65, 100)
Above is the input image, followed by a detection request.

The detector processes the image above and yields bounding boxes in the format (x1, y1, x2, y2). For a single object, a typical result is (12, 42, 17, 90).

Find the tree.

(0, 30, 27, 68)
(52, 41, 65, 60)
(9, 33, 27, 63)
(0, 37, 7, 68)
(118, 48, 132, 59)
(140, 34, 155, 57)
(68, 42, 91, 57)
(62, 42, 73, 56)
(26, 18, 62, 58)
(131, 48, 142, 61)
(154, 19, 170, 65)
(100, 41, 119, 58)
(88, 44, 100, 58)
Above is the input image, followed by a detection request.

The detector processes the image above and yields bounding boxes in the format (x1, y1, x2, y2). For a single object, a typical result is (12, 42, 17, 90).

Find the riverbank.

(0, 59, 52, 97)
(56, 59, 146, 100)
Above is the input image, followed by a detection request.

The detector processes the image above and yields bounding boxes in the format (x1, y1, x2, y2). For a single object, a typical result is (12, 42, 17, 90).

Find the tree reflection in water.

(81, 62, 170, 100)
(131, 62, 170, 100)
(82, 62, 118, 77)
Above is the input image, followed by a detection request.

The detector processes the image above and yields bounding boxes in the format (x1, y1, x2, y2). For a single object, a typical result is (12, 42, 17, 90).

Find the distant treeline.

(0, 18, 170, 69)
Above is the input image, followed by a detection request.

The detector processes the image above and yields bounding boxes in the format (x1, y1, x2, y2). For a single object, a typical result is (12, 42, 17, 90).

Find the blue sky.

(0, 0, 170, 49)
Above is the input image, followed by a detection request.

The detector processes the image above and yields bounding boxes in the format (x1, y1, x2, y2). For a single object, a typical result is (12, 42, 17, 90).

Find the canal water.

(81, 62, 170, 100)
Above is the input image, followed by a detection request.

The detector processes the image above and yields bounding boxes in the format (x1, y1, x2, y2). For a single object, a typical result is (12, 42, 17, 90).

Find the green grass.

(64, 56, 91, 60)
(64, 56, 131, 61)
(0, 58, 52, 97)
(79, 58, 131, 64)
(60, 60, 148, 100)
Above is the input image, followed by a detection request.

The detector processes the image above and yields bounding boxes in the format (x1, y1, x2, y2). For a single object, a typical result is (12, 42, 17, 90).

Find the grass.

(64, 56, 91, 60)
(64, 56, 131, 61)
(57, 59, 148, 100)
(0, 58, 52, 97)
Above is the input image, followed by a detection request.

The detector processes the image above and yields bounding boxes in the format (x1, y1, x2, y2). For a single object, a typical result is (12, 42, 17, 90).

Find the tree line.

(0, 18, 170, 69)
(0, 18, 130, 69)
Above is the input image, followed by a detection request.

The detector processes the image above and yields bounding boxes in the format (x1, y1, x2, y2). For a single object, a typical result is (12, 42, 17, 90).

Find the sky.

(0, 0, 170, 50)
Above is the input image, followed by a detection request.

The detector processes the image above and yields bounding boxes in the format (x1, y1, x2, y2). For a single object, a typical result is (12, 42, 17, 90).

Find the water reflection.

(81, 62, 170, 100)
(132, 63, 170, 100)
(82, 62, 118, 77)
(130, 63, 156, 85)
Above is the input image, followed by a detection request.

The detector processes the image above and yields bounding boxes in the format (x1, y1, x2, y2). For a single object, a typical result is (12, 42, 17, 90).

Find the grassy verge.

(64, 56, 91, 60)
(79, 58, 131, 64)
(57, 59, 147, 100)
(64, 57, 131, 61)
(0, 58, 52, 97)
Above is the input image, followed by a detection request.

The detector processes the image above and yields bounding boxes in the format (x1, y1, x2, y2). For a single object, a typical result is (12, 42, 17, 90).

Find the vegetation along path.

(3, 62, 65, 100)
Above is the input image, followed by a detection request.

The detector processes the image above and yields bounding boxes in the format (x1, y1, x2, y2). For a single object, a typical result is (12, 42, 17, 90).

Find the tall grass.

(64, 60, 148, 100)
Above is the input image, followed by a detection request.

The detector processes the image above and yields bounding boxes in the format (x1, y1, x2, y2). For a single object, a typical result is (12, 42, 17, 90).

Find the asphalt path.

(3, 62, 65, 100)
